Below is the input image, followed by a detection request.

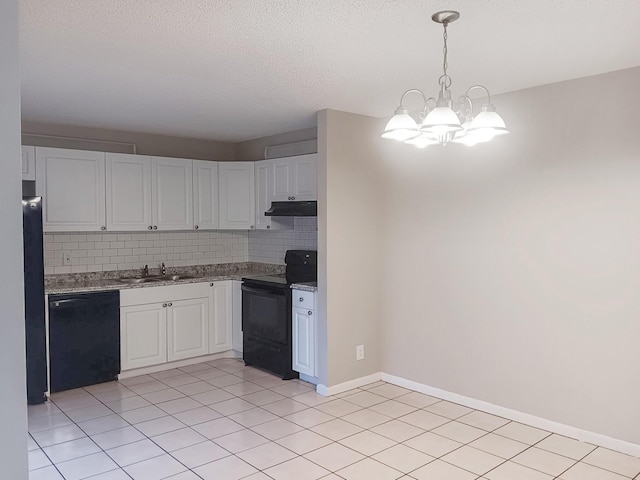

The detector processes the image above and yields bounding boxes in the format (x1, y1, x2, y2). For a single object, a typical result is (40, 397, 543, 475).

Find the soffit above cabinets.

(19, 1, 640, 141)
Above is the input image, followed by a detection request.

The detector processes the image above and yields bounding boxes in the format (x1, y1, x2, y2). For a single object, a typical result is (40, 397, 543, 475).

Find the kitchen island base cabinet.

(121, 303, 167, 371)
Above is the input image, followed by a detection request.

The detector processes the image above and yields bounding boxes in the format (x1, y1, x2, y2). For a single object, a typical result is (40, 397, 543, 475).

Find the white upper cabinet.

(270, 158, 294, 201)
(152, 156, 194, 231)
(30, 146, 312, 233)
(106, 153, 153, 231)
(254, 160, 271, 230)
(36, 147, 106, 232)
(257, 154, 317, 204)
(255, 160, 293, 231)
(219, 162, 255, 230)
(192, 160, 219, 230)
(292, 154, 317, 201)
(22, 146, 36, 181)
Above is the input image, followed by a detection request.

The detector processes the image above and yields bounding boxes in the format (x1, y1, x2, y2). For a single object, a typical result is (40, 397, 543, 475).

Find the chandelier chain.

(442, 21, 448, 79)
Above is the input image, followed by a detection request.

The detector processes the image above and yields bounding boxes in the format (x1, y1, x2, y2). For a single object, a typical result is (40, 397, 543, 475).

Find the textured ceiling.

(20, 0, 640, 142)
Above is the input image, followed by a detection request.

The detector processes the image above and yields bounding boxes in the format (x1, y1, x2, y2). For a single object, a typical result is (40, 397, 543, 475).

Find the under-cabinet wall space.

(249, 217, 317, 264)
(43, 231, 249, 274)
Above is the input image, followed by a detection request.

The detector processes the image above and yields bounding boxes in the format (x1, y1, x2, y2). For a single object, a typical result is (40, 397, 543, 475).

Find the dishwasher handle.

(49, 292, 120, 310)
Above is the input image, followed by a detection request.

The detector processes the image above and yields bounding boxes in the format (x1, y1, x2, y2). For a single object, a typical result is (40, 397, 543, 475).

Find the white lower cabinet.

(121, 303, 168, 370)
(209, 282, 232, 353)
(168, 297, 209, 361)
(120, 281, 234, 372)
(292, 289, 317, 377)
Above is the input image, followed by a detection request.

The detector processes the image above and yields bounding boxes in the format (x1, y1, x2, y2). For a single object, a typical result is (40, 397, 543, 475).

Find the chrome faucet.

(142, 264, 149, 277)
(161, 262, 166, 276)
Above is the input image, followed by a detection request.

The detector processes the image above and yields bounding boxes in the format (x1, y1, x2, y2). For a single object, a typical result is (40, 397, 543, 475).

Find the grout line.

(30, 361, 640, 480)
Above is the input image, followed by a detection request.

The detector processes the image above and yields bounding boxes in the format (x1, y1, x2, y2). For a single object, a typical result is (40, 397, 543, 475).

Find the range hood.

(265, 201, 317, 217)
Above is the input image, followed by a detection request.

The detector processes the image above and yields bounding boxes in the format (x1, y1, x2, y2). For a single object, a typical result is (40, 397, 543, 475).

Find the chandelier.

(381, 11, 509, 148)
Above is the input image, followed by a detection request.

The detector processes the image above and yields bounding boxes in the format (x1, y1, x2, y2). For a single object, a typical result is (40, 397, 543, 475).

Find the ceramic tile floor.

(27, 358, 640, 480)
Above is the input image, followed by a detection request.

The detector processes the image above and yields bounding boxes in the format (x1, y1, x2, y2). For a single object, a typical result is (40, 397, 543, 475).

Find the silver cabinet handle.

(299, 297, 304, 302)
(308, 310, 312, 315)
(210, 283, 214, 287)
(162, 303, 167, 307)
(101, 226, 106, 231)
(168, 302, 173, 307)
(250, 225, 255, 229)
(266, 225, 271, 229)
(153, 226, 158, 230)
(291, 196, 295, 200)
(148, 226, 152, 230)
(195, 225, 199, 230)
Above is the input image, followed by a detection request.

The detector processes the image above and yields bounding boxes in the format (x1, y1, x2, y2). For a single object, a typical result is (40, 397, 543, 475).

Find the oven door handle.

(241, 285, 287, 296)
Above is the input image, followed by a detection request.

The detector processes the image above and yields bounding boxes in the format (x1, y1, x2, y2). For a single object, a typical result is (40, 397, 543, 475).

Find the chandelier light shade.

(421, 106, 462, 134)
(381, 106, 419, 141)
(381, 11, 509, 148)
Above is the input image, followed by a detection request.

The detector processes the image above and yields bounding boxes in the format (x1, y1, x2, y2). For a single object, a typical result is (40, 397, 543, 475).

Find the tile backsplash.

(248, 217, 317, 264)
(43, 217, 317, 274)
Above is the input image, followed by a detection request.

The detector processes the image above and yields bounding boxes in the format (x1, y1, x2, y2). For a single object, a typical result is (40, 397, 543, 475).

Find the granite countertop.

(45, 262, 284, 295)
(290, 282, 318, 292)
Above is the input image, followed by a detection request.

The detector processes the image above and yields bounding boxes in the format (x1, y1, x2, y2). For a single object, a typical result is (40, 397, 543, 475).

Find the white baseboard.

(381, 373, 640, 458)
(118, 351, 241, 379)
(316, 372, 382, 396)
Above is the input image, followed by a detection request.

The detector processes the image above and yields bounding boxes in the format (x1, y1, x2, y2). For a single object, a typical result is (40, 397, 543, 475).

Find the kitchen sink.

(116, 274, 196, 284)
(116, 277, 163, 284)
(165, 275, 195, 281)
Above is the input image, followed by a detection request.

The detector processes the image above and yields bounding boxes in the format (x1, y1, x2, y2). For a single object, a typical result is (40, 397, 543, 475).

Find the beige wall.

(379, 67, 640, 445)
(0, 0, 28, 476)
(317, 110, 384, 386)
(235, 127, 317, 161)
(22, 121, 236, 160)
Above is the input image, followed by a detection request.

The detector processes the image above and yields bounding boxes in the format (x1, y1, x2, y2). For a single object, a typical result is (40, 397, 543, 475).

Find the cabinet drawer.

(292, 289, 314, 310)
(120, 282, 210, 307)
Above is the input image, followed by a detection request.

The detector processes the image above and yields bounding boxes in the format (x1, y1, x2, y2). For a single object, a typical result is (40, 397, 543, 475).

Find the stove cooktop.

(242, 274, 289, 286)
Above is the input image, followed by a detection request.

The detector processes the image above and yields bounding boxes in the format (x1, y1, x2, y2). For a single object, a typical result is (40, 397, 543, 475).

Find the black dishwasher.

(48, 291, 120, 392)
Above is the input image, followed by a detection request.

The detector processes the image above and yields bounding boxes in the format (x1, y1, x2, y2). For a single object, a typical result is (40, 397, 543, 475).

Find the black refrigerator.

(23, 196, 47, 404)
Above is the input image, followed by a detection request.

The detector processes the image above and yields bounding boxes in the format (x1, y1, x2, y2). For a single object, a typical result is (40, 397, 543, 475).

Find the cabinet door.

(22, 146, 36, 181)
(270, 158, 293, 201)
(151, 156, 194, 230)
(231, 280, 243, 352)
(192, 160, 219, 230)
(292, 306, 315, 376)
(36, 147, 106, 232)
(106, 153, 153, 231)
(254, 160, 293, 231)
(167, 297, 209, 361)
(292, 154, 317, 201)
(209, 281, 233, 353)
(219, 162, 255, 230)
(254, 160, 272, 230)
(121, 303, 167, 370)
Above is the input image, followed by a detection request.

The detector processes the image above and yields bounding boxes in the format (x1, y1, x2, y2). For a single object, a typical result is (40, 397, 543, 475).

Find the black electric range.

(241, 250, 317, 379)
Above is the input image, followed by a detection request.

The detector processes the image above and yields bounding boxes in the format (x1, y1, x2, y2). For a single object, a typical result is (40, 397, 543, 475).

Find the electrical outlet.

(356, 344, 365, 361)
(63, 253, 71, 265)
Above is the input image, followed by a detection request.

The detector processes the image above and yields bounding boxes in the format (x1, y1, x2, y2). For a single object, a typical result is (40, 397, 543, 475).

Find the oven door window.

(242, 285, 288, 344)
